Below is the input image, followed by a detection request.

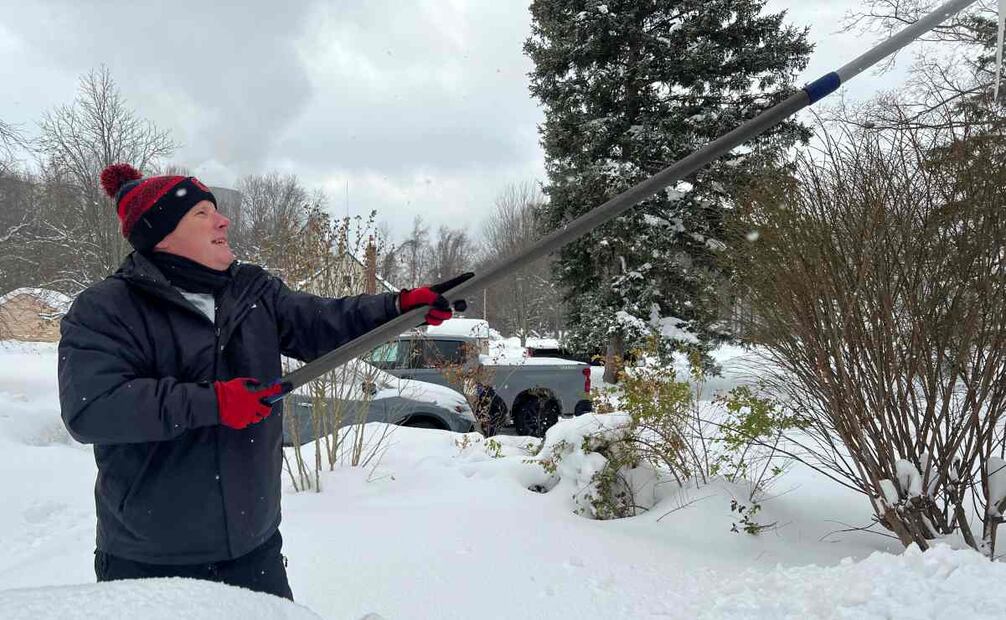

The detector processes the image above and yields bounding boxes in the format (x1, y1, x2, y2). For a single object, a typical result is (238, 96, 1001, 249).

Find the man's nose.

(216, 213, 230, 228)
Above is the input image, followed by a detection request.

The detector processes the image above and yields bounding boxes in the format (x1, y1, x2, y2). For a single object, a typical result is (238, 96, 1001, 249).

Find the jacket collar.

(112, 252, 266, 329)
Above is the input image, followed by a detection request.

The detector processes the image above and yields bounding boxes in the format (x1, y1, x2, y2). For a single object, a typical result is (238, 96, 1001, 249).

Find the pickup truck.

(363, 320, 592, 437)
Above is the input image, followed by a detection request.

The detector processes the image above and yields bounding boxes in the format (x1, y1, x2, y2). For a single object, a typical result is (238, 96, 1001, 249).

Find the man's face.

(154, 200, 235, 270)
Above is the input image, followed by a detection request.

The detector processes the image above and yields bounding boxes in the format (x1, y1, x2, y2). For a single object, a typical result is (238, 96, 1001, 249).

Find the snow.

(896, 459, 923, 498)
(481, 335, 582, 366)
(879, 479, 900, 506)
(0, 579, 319, 620)
(502, 356, 583, 366)
(485, 336, 584, 366)
(424, 318, 493, 339)
(614, 310, 648, 333)
(988, 457, 1006, 516)
(0, 288, 73, 313)
(4, 341, 1006, 618)
(481, 353, 584, 367)
(524, 336, 560, 350)
(700, 544, 1006, 618)
(651, 310, 700, 345)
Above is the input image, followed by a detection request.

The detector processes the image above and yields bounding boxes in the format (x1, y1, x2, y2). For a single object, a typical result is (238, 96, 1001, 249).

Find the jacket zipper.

(212, 316, 234, 558)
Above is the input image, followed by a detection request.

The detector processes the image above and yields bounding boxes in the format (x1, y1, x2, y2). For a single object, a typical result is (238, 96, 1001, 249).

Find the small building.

(0, 288, 73, 342)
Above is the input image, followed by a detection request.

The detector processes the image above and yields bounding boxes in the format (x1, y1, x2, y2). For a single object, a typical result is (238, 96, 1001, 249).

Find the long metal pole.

(270, 0, 981, 401)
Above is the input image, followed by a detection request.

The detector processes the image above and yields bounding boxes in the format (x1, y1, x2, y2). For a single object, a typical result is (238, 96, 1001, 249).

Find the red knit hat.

(100, 163, 217, 252)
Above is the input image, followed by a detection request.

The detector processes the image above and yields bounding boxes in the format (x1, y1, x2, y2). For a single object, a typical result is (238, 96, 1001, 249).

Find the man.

(58, 163, 466, 600)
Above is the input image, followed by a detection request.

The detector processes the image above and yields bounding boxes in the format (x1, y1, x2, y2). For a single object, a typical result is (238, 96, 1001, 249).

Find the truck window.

(366, 340, 410, 369)
(420, 339, 467, 367)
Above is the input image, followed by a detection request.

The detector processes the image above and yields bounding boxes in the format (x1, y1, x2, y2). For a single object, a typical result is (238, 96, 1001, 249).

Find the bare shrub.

(478, 182, 563, 344)
(280, 208, 401, 491)
(732, 109, 1006, 555)
(36, 66, 175, 288)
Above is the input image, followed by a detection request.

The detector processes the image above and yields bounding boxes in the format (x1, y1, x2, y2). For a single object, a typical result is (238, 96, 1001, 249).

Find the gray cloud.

(0, 0, 315, 172)
(0, 1, 916, 238)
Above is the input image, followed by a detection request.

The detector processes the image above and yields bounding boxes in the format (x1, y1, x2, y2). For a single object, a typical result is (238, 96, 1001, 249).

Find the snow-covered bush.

(527, 413, 650, 518)
(540, 348, 794, 527)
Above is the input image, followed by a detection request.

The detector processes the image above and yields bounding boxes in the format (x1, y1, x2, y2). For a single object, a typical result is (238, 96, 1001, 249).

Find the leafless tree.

(230, 172, 314, 275)
(34, 65, 175, 289)
(0, 119, 27, 175)
(374, 221, 400, 287)
(845, 0, 995, 50)
(732, 105, 1006, 556)
(426, 226, 474, 283)
(0, 165, 41, 338)
(399, 216, 430, 288)
(478, 182, 562, 344)
(838, 0, 1001, 132)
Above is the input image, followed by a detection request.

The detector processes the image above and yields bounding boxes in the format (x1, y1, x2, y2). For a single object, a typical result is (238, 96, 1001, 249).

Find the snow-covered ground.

(2, 341, 1005, 618)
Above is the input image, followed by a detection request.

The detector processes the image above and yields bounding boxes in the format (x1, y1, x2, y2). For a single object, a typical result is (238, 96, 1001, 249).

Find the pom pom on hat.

(100, 163, 143, 199)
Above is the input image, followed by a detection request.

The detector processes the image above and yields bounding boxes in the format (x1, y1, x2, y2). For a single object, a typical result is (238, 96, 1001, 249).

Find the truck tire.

(514, 397, 560, 438)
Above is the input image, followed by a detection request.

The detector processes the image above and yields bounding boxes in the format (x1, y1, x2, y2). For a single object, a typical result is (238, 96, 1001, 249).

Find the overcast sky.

(0, 1, 914, 239)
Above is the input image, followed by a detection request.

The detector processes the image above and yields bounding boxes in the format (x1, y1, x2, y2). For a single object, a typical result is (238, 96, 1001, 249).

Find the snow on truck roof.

(424, 318, 493, 339)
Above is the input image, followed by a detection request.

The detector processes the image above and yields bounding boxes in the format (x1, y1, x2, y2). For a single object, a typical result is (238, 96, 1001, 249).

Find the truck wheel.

(515, 398, 560, 438)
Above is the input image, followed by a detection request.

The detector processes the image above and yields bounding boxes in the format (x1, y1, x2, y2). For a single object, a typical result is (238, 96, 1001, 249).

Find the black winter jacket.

(58, 252, 398, 564)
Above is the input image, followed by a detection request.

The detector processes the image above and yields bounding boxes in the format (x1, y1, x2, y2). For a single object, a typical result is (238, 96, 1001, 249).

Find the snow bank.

(0, 578, 320, 620)
(697, 544, 1006, 618)
(0, 342, 71, 447)
(988, 457, 1006, 516)
(0, 390, 73, 446)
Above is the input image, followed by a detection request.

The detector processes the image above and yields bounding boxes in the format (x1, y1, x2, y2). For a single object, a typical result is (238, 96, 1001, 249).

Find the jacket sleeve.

(272, 278, 400, 362)
(58, 293, 220, 445)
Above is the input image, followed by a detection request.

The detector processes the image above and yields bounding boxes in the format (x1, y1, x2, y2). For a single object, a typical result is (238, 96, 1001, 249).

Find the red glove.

(214, 378, 283, 429)
(399, 287, 453, 325)
(399, 273, 472, 326)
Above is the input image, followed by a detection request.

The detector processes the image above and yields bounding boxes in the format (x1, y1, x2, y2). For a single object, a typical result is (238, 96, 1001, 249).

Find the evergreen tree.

(525, 0, 812, 370)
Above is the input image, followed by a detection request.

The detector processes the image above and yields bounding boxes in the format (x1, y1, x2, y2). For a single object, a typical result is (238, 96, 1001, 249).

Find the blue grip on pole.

(803, 72, 842, 104)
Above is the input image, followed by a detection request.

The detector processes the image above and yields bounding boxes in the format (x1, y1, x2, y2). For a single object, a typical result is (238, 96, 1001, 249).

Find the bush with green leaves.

(571, 343, 797, 532)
